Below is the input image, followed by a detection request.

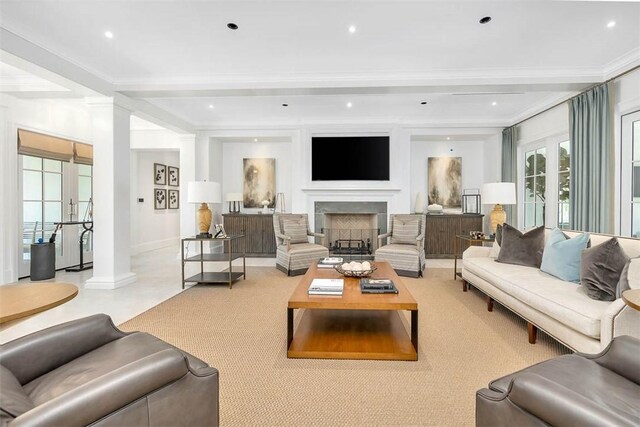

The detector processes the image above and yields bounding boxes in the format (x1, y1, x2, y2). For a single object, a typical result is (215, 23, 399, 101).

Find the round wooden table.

(622, 289, 640, 311)
(0, 283, 78, 324)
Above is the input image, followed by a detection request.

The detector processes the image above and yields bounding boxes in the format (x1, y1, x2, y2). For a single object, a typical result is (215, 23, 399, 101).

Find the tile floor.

(0, 246, 452, 344)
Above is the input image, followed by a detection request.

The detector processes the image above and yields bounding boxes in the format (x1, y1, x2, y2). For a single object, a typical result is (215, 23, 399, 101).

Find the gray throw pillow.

(581, 238, 629, 301)
(495, 223, 503, 245)
(496, 224, 545, 268)
(0, 365, 35, 418)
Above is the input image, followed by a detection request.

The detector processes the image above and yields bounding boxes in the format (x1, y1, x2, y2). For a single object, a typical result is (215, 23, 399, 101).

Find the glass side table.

(453, 234, 495, 287)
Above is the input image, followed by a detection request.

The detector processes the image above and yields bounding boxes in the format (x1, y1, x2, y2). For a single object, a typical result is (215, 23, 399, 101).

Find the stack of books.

(360, 278, 398, 294)
(308, 278, 344, 296)
(317, 257, 343, 268)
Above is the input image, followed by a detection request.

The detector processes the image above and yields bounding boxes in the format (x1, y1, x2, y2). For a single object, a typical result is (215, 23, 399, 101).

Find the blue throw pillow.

(540, 228, 590, 282)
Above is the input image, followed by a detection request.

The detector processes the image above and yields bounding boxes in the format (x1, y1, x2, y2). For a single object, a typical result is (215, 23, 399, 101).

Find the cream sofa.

(462, 231, 640, 354)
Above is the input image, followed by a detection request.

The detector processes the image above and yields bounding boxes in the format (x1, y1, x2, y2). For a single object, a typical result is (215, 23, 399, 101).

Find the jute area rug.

(120, 267, 569, 426)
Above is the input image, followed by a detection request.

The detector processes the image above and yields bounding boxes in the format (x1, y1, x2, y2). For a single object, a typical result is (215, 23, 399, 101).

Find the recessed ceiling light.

(104, 30, 114, 39)
(282, 103, 288, 107)
(479, 16, 492, 24)
(346, 102, 353, 108)
(420, 101, 427, 105)
(227, 23, 238, 30)
(208, 104, 214, 109)
(607, 21, 616, 29)
(254, 138, 258, 142)
(348, 25, 357, 34)
(446, 137, 451, 140)
(492, 101, 497, 106)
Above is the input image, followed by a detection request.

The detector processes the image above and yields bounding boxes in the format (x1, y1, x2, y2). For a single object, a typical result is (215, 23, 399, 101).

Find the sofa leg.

(527, 323, 537, 344)
(486, 297, 494, 312)
(462, 280, 468, 292)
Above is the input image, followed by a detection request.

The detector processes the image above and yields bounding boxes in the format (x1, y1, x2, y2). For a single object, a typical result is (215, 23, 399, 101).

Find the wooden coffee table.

(287, 261, 418, 361)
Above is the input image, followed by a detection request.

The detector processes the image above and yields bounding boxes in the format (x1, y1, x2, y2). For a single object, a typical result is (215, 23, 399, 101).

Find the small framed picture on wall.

(154, 189, 167, 209)
(168, 189, 179, 209)
(168, 166, 179, 187)
(154, 163, 166, 185)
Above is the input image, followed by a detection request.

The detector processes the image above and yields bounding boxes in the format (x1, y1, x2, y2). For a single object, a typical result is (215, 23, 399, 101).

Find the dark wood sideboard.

(424, 214, 484, 258)
(222, 214, 276, 257)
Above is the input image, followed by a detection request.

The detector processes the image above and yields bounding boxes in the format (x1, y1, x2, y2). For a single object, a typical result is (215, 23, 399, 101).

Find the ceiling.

(1, 1, 639, 129)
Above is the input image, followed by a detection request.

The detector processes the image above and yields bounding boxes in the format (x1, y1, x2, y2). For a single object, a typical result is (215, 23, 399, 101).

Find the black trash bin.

(30, 242, 56, 280)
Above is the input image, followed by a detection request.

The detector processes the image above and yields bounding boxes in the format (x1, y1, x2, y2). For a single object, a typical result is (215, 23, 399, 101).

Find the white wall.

(130, 150, 180, 254)
(410, 139, 486, 213)
(221, 140, 292, 214)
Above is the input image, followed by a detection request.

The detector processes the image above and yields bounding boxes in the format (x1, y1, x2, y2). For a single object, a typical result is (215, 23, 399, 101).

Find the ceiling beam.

(0, 28, 195, 134)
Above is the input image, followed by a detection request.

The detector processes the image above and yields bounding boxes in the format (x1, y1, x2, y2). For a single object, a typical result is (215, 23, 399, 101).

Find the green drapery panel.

(569, 83, 612, 233)
(501, 126, 517, 225)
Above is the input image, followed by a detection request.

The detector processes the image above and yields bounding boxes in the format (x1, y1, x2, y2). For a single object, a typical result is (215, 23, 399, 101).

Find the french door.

(19, 155, 93, 278)
(621, 110, 640, 238)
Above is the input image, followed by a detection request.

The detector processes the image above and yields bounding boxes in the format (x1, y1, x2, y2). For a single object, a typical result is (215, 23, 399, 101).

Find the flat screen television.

(311, 136, 390, 181)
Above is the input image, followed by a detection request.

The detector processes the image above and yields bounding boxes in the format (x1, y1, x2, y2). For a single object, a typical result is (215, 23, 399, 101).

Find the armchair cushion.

(282, 218, 308, 244)
(390, 217, 420, 244)
(0, 365, 34, 417)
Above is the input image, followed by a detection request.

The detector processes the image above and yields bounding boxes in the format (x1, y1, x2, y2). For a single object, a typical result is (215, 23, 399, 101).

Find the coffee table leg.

(411, 310, 418, 353)
(287, 308, 294, 348)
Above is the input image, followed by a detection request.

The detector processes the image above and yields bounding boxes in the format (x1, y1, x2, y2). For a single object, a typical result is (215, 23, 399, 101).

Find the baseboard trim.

(131, 237, 180, 255)
(85, 272, 137, 289)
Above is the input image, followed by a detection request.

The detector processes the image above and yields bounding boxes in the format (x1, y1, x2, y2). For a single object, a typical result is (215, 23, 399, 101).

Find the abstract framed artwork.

(427, 157, 462, 209)
(154, 163, 166, 185)
(168, 189, 179, 209)
(243, 158, 276, 208)
(168, 166, 179, 187)
(154, 189, 167, 210)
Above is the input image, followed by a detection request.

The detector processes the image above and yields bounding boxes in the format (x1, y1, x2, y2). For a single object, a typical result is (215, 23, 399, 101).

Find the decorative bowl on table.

(334, 261, 377, 278)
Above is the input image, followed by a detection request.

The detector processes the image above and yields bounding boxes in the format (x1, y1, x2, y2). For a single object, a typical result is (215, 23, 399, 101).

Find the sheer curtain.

(569, 83, 613, 233)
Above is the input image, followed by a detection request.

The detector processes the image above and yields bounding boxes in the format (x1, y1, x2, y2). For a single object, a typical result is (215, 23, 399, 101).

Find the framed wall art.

(154, 188, 167, 209)
(168, 189, 179, 209)
(243, 158, 276, 208)
(154, 163, 166, 185)
(168, 166, 179, 187)
(428, 157, 462, 209)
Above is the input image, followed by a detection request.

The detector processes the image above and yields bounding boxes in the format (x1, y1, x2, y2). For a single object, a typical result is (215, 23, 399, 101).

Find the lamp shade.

(482, 182, 516, 205)
(225, 192, 243, 202)
(187, 181, 221, 203)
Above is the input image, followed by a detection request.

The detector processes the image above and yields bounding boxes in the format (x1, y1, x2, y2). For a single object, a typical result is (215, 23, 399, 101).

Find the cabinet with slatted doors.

(223, 214, 276, 257)
(425, 214, 484, 258)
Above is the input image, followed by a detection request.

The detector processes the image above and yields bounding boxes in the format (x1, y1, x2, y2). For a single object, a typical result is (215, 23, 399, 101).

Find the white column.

(179, 134, 196, 238)
(85, 98, 136, 289)
(0, 105, 18, 284)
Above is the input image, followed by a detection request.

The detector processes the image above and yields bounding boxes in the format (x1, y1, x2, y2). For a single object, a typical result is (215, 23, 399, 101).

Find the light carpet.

(120, 267, 569, 426)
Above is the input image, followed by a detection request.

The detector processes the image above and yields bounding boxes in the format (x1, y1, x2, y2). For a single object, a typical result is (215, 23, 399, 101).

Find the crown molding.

(603, 47, 640, 80)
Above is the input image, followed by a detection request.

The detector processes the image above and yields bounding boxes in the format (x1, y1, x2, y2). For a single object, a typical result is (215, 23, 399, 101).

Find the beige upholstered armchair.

(273, 213, 328, 276)
(375, 214, 426, 277)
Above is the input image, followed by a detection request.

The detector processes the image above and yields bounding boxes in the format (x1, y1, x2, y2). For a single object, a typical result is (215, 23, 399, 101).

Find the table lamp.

(482, 182, 516, 234)
(225, 193, 243, 213)
(187, 181, 221, 238)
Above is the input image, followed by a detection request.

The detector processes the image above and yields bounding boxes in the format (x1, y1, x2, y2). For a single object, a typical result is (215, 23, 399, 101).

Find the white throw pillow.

(489, 241, 500, 258)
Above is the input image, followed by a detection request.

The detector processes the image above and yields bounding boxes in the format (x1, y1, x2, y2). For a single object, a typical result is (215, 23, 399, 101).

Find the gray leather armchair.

(0, 314, 219, 427)
(476, 335, 640, 427)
